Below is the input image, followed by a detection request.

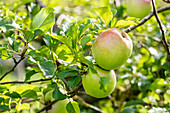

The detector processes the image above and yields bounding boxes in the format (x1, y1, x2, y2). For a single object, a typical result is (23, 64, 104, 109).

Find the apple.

(82, 66, 116, 98)
(39, 90, 54, 103)
(92, 28, 133, 70)
(49, 99, 69, 113)
(49, 99, 80, 113)
(127, 0, 151, 19)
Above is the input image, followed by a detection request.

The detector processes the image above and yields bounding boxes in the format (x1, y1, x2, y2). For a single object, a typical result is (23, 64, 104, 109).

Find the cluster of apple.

(82, 28, 133, 98)
(41, 0, 152, 111)
(82, 0, 152, 98)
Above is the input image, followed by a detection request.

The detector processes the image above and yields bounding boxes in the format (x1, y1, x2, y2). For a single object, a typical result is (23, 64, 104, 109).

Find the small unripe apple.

(82, 66, 116, 98)
(92, 28, 133, 70)
(39, 90, 54, 103)
(127, 0, 151, 19)
(49, 99, 69, 113)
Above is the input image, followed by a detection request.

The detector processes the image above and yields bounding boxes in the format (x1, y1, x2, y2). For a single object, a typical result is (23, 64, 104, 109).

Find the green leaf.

(66, 101, 81, 113)
(50, 34, 73, 53)
(16, 103, 30, 112)
(38, 59, 55, 76)
(5, 91, 21, 99)
(52, 86, 68, 100)
(6, 9, 15, 20)
(13, 0, 34, 11)
(163, 92, 170, 104)
(79, 19, 92, 38)
(0, 105, 10, 111)
(0, 97, 4, 103)
(0, 17, 19, 32)
(93, 7, 113, 26)
(81, 35, 91, 48)
(23, 30, 34, 41)
(34, 29, 43, 39)
(21, 90, 37, 99)
(55, 70, 79, 79)
(30, 8, 55, 32)
(115, 20, 137, 28)
(0, 49, 9, 60)
(30, 3, 40, 20)
(24, 70, 37, 82)
(150, 78, 165, 91)
(8, 36, 21, 52)
(111, 9, 117, 16)
(0, 86, 9, 93)
(43, 35, 59, 51)
(78, 53, 97, 74)
(66, 23, 78, 50)
(124, 99, 145, 107)
(99, 77, 110, 92)
(67, 76, 82, 89)
(122, 107, 137, 113)
(28, 55, 55, 76)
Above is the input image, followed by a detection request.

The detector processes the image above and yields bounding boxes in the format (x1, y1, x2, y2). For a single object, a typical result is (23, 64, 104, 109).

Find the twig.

(0, 47, 27, 81)
(76, 96, 104, 113)
(0, 78, 52, 85)
(0, 57, 25, 81)
(67, 82, 83, 94)
(124, 5, 170, 33)
(139, 41, 153, 56)
(36, 82, 83, 113)
(37, 100, 58, 113)
(12, 57, 17, 64)
(133, 33, 161, 42)
(151, 0, 170, 61)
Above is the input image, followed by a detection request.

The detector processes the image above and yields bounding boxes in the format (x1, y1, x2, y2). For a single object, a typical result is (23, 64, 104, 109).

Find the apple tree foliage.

(0, 0, 170, 113)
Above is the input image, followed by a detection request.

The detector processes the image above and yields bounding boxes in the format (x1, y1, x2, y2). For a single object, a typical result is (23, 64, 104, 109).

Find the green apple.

(49, 99, 80, 113)
(82, 66, 116, 98)
(92, 28, 133, 70)
(127, 0, 151, 19)
(39, 90, 54, 103)
(49, 99, 69, 113)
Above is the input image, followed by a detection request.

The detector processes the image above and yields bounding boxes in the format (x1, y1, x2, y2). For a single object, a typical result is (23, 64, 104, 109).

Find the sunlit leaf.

(21, 90, 37, 99)
(93, 7, 113, 26)
(115, 20, 137, 28)
(16, 103, 30, 112)
(30, 8, 55, 32)
(66, 101, 81, 113)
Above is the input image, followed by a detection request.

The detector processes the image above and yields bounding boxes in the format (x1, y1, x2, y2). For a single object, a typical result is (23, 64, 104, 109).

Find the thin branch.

(139, 41, 154, 56)
(12, 57, 17, 64)
(133, 33, 161, 42)
(76, 96, 104, 113)
(37, 82, 82, 113)
(0, 47, 27, 81)
(151, 0, 170, 61)
(124, 5, 170, 33)
(0, 57, 25, 81)
(0, 78, 52, 85)
(67, 82, 83, 94)
(37, 100, 58, 113)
